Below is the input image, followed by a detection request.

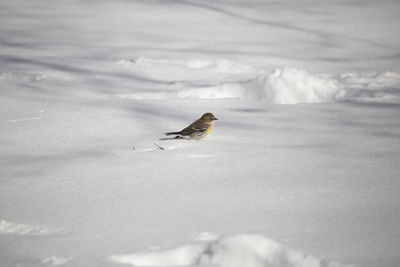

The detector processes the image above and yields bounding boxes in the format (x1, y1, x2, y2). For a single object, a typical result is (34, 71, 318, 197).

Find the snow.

(40, 256, 73, 266)
(0, 220, 66, 236)
(1, 0, 400, 267)
(116, 60, 400, 103)
(109, 233, 350, 267)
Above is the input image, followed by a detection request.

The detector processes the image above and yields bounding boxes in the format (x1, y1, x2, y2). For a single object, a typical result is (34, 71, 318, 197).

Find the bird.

(165, 113, 218, 140)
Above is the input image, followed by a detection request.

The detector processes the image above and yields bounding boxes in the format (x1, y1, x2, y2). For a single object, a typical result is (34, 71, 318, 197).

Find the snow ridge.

(109, 233, 351, 267)
(118, 59, 400, 104)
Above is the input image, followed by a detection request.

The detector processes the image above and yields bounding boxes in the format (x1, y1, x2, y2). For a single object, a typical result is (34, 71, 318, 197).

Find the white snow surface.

(109, 233, 350, 267)
(40, 256, 73, 266)
(119, 60, 400, 103)
(0, 220, 66, 236)
(1, 0, 400, 267)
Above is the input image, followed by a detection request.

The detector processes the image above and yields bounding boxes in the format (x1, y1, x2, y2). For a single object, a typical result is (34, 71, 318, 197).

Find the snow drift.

(176, 68, 344, 103)
(262, 68, 343, 104)
(119, 59, 400, 104)
(109, 233, 350, 267)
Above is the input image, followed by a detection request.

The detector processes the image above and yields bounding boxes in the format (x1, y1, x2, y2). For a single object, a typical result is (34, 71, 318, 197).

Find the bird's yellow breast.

(206, 121, 215, 134)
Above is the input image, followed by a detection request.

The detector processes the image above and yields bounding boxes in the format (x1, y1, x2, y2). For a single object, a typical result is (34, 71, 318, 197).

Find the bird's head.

(201, 113, 218, 122)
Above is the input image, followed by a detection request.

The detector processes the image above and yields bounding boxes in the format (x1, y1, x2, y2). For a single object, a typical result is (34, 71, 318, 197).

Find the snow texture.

(119, 59, 400, 103)
(1, 0, 400, 267)
(0, 220, 66, 236)
(40, 256, 73, 266)
(110, 233, 350, 267)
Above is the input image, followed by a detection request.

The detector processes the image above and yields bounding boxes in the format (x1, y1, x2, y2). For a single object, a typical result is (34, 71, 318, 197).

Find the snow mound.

(122, 59, 400, 104)
(0, 220, 66, 236)
(174, 68, 400, 103)
(262, 68, 344, 104)
(176, 68, 343, 103)
(109, 233, 351, 267)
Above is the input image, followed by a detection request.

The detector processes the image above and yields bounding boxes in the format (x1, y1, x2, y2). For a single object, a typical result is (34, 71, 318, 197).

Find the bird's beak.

(213, 118, 218, 120)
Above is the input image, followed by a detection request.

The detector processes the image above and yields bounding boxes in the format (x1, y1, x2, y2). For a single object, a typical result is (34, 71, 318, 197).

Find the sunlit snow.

(1, 0, 400, 267)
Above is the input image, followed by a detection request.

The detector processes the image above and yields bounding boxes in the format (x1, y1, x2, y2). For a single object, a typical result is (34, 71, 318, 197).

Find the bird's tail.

(165, 131, 181, 136)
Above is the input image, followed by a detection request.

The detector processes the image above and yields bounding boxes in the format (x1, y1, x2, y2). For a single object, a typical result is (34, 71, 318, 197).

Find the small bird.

(165, 113, 218, 140)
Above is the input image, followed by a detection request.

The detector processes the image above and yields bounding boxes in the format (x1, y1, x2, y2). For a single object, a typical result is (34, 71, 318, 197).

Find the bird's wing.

(180, 120, 208, 135)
